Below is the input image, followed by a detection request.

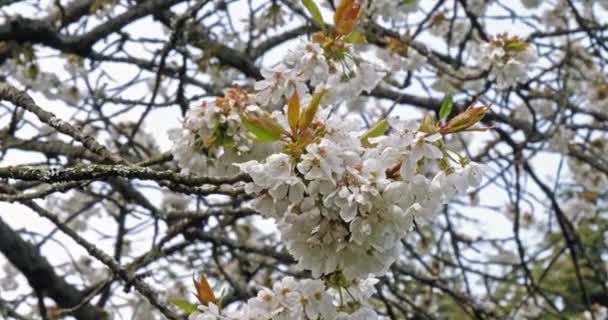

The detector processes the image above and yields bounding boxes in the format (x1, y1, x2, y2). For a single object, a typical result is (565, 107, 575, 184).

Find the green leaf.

(302, 0, 327, 33)
(360, 118, 388, 147)
(170, 299, 198, 314)
(343, 30, 367, 44)
(241, 112, 285, 142)
(438, 94, 453, 121)
(217, 287, 227, 311)
(299, 88, 327, 131)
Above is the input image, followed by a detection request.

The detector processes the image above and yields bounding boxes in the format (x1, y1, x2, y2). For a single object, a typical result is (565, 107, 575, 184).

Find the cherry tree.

(0, 0, 607, 319)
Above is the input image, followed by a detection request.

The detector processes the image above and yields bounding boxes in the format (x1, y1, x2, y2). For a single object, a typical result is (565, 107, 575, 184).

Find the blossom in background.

(568, 138, 608, 193)
(585, 77, 608, 115)
(548, 126, 574, 154)
(376, 36, 427, 72)
(521, 0, 542, 8)
(429, 15, 471, 47)
(369, 0, 420, 22)
(467, 0, 492, 16)
(475, 34, 537, 89)
(188, 276, 379, 320)
(584, 304, 608, 320)
(1, 59, 82, 105)
(1, 263, 18, 291)
(561, 197, 598, 222)
(541, 1, 570, 29)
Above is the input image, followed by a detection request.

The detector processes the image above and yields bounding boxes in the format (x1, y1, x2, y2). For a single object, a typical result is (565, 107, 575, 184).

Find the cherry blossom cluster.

(169, 87, 277, 176)
(557, 137, 608, 221)
(581, 60, 608, 115)
(586, 78, 608, 114)
(569, 138, 608, 193)
(428, 15, 471, 47)
(256, 3, 385, 109)
(368, 0, 491, 22)
(258, 42, 382, 108)
(188, 275, 380, 320)
(175, 1, 488, 318)
(182, 101, 487, 316)
(474, 34, 537, 90)
(237, 105, 485, 280)
(368, 0, 420, 22)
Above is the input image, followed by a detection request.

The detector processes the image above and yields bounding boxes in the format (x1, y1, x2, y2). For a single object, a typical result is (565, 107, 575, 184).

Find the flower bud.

(440, 104, 490, 134)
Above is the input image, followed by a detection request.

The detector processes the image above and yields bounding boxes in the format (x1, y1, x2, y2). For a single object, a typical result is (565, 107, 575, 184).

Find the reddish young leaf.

(193, 274, 217, 306)
(287, 90, 300, 134)
(334, 0, 363, 36)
